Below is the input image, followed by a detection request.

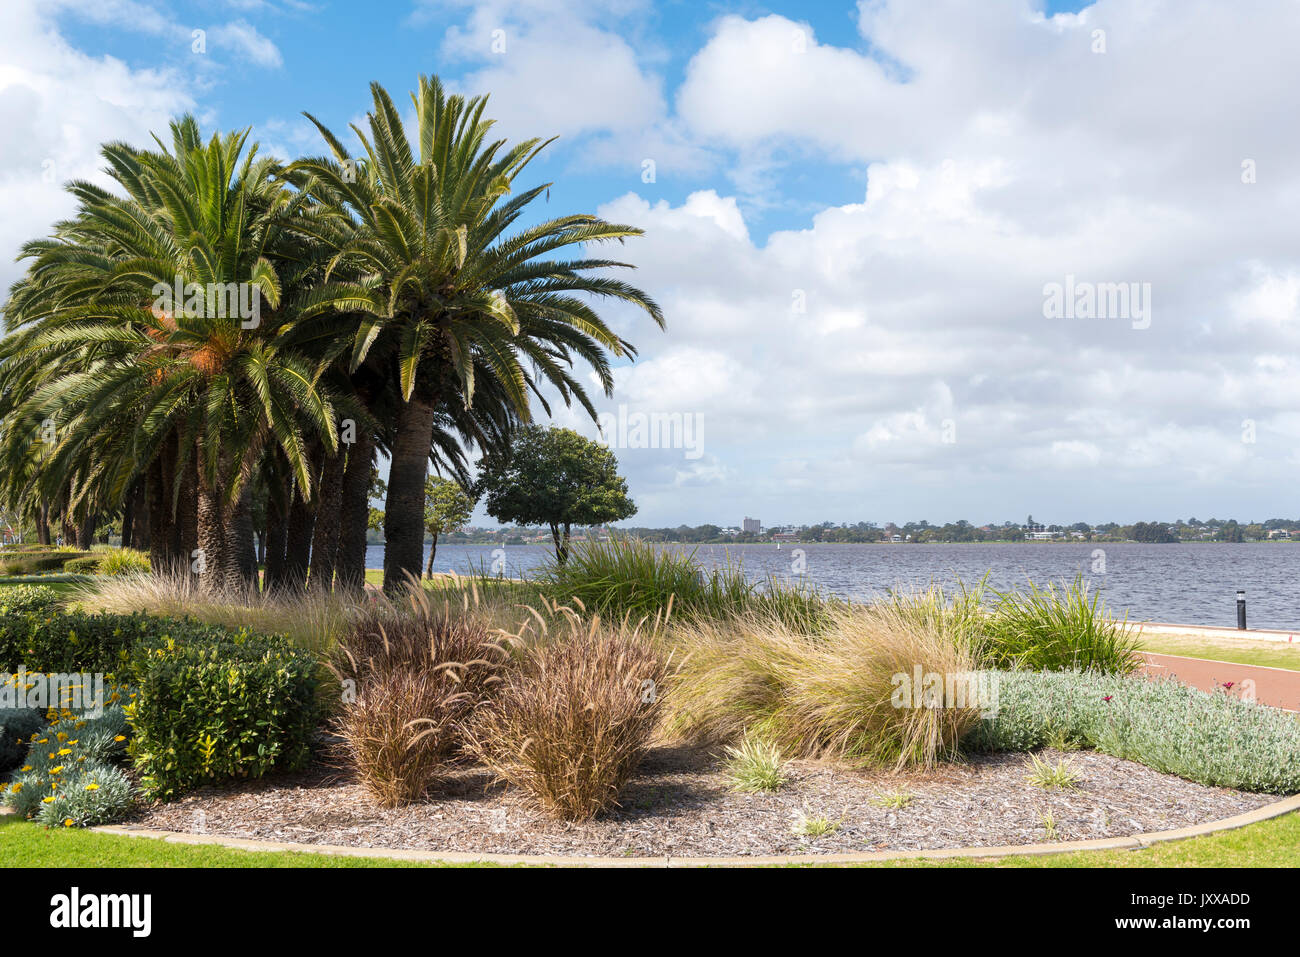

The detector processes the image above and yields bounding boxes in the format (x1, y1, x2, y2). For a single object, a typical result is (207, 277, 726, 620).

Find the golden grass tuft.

(71, 570, 355, 655)
(663, 599, 985, 770)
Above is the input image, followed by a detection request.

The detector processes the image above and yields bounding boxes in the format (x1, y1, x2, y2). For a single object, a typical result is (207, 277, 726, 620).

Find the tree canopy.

(475, 425, 635, 562)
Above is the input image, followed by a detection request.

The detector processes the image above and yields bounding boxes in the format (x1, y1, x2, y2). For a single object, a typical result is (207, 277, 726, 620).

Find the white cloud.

(584, 1, 1300, 523)
(209, 20, 283, 68)
(0, 1, 194, 296)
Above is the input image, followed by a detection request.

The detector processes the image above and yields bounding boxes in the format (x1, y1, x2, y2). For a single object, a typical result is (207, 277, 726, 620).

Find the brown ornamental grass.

(465, 610, 668, 822)
(329, 589, 511, 807)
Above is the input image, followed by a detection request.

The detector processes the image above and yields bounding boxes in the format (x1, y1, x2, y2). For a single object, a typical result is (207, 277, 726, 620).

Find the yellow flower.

(84, 782, 100, 791)
(114, 735, 125, 742)
(57, 748, 71, 756)
(20, 765, 32, 772)
(10, 782, 21, 794)
(50, 765, 64, 774)
(41, 796, 54, 804)
(63, 819, 74, 827)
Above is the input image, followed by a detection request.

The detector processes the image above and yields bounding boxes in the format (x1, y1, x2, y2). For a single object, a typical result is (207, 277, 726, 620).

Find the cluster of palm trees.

(0, 75, 662, 595)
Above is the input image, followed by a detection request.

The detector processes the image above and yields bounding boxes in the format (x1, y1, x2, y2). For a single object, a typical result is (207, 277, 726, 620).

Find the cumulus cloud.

(0, 1, 194, 296)
(565, 1, 1300, 523)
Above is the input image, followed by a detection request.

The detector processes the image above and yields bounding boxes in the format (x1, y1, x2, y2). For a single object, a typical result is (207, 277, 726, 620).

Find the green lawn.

(0, 816, 487, 867)
(3, 811, 1296, 868)
(0, 576, 89, 599)
(1139, 633, 1300, 671)
(873, 809, 1300, 868)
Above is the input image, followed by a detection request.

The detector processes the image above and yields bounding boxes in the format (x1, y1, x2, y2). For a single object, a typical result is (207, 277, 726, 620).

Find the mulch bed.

(128, 746, 1275, 858)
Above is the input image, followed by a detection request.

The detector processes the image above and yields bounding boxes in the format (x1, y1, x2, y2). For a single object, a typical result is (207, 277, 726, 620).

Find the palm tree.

(0, 118, 338, 593)
(289, 75, 663, 592)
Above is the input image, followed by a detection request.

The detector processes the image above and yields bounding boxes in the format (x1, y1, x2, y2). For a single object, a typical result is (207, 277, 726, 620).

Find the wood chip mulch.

(128, 746, 1276, 858)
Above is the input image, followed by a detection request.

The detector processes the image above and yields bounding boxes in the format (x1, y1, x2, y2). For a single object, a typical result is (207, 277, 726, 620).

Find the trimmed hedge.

(0, 585, 62, 617)
(128, 632, 320, 800)
(0, 609, 242, 674)
(966, 669, 1300, 794)
(0, 550, 90, 576)
(62, 556, 102, 574)
(2, 607, 322, 803)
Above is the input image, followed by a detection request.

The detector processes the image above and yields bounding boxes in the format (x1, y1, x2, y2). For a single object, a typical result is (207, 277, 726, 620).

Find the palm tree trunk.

(77, 513, 97, 549)
(424, 531, 438, 577)
(36, 504, 50, 546)
(284, 482, 316, 590)
(234, 486, 257, 588)
(177, 458, 199, 562)
(196, 481, 230, 592)
(147, 457, 172, 572)
(308, 449, 346, 592)
(335, 431, 373, 594)
(264, 487, 288, 593)
(383, 395, 437, 595)
(122, 489, 136, 547)
(129, 480, 149, 551)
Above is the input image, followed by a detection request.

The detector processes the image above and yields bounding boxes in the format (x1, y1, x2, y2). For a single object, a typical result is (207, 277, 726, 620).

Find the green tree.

(475, 426, 635, 563)
(0, 118, 336, 593)
(291, 75, 662, 594)
(423, 476, 476, 576)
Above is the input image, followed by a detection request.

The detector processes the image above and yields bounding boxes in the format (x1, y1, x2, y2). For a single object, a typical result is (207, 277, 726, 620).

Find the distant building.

(772, 532, 799, 542)
(742, 516, 762, 534)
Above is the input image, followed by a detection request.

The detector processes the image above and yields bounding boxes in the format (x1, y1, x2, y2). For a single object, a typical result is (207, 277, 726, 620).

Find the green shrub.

(128, 631, 321, 800)
(0, 705, 46, 770)
(0, 585, 61, 616)
(98, 548, 151, 577)
(0, 609, 241, 674)
(34, 759, 135, 828)
(0, 550, 89, 576)
(538, 536, 825, 627)
(967, 669, 1300, 793)
(62, 556, 102, 574)
(5, 768, 48, 818)
(3, 705, 136, 826)
(982, 577, 1140, 675)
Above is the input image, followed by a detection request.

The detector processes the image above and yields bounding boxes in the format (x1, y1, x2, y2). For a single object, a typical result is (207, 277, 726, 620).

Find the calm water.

(365, 542, 1300, 630)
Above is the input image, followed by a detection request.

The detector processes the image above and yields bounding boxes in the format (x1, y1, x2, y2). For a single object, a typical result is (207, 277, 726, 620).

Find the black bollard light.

(1236, 589, 1247, 630)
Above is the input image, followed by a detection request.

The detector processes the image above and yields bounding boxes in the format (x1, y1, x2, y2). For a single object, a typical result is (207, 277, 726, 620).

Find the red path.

(1140, 652, 1300, 712)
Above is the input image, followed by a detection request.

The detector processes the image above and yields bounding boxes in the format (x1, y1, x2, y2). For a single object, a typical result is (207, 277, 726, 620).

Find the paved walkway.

(1140, 652, 1300, 711)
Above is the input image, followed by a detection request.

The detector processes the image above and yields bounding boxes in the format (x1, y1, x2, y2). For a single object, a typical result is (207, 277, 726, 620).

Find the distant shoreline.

(372, 539, 1297, 547)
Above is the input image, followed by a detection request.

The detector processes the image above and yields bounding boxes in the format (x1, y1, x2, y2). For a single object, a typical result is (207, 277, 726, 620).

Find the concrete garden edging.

(81, 792, 1300, 867)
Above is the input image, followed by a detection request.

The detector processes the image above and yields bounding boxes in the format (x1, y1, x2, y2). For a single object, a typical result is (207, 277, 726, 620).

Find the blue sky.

(5, 1, 1300, 529)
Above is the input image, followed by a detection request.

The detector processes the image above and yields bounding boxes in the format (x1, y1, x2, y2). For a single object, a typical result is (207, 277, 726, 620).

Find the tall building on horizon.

(742, 516, 761, 534)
